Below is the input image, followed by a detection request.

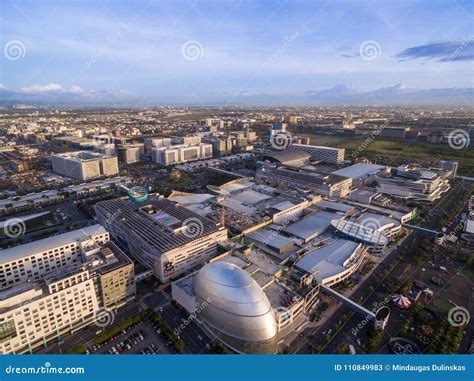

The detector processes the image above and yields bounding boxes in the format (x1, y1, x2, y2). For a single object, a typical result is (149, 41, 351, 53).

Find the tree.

(210, 340, 227, 354)
(280, 345, 293, 354)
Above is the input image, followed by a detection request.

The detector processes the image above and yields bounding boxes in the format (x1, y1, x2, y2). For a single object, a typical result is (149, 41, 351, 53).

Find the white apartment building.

(150, 138, 172, 148)
(95, 143, 116, 156)
(290, 144, 345, 164)
(151, 143, 213, 165)
(0, 272, 99, 354)
(0, 225, 109, 290)
(172, 136, 202, 145)
(0, 225, 135, 354)
(117, 144, 144, 164)
(51, 151, 119, 180)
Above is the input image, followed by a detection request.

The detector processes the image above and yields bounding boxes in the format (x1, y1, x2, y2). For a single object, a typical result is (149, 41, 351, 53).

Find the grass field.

(162, 176, 190, 189)
(432, 297, 456, 312)
(298, 133, 474, 176)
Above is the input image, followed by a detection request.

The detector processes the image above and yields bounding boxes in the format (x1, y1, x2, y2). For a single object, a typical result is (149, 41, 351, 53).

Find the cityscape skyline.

(1, 0, 473, 105)
(0, 0, 473, 372)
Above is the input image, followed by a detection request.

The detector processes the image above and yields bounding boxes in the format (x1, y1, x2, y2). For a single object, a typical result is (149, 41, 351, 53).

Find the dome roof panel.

(195, 262, 278, 344)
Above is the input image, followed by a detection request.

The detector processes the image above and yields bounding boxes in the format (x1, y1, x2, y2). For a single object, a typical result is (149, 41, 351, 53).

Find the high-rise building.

(0, 226, 135, 354)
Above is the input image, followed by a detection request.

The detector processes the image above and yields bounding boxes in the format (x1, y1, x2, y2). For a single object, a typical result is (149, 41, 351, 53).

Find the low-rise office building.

(256, 164, 352, 198)
(117, 143, 144, 164)
(376, 166, 450, 203)
(95, 195, 228, 282)
(151, 143, 213, 165)
(52, 151, 119, 180)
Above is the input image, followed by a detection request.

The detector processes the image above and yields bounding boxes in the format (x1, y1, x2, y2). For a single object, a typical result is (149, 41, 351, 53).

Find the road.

(35, 302, 142, 354)
(291, 181, 473, 354)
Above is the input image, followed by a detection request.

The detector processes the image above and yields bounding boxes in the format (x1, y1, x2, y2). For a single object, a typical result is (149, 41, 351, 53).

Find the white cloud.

(2, 83, 135, 104)
(19, 83, 64, 93)
(68, 86, 86, 94)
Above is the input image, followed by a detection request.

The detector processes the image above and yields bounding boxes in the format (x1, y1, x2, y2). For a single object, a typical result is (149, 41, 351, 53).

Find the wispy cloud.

(0, 83, 135, 103)
(396, 38, 474, 62)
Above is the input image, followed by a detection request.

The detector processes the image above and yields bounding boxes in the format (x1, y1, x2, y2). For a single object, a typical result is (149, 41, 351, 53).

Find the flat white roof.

(220, 181, 254, 193)
(247, 228, 294, 250)
(0, 225, 107, 265)
(465, 219, 474, 234)
(271, 201, 295, 211)
(316, 200, 354, 213)
(0, 177, 129, 208)
(284, 211, 338, 240)
(332, 163, 386, 179)
(168, 193, 214, 205)
(232, 190, 271, 205)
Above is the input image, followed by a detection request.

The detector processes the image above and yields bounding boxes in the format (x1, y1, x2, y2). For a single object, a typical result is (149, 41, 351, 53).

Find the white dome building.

(194, 261, 278, 354)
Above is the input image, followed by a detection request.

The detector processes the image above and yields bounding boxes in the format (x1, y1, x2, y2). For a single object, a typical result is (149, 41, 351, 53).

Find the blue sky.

(1, 0, 473, 104)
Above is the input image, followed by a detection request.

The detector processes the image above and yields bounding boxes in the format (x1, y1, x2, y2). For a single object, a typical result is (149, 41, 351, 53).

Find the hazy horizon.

(2, 0, 473, 106)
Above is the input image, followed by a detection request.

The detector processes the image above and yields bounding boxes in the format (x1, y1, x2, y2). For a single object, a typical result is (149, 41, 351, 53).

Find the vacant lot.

(300, 133, 474, 176)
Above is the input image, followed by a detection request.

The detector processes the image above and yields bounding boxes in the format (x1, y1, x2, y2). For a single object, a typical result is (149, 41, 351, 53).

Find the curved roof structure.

(294, 239, 363, 283)
(194, 262, 278, 353)
(262, 150, 310, 166)
(331, 218, 389, 246)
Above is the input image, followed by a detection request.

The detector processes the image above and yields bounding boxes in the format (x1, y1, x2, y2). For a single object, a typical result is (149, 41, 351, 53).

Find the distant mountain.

(0, 83, 472, 106)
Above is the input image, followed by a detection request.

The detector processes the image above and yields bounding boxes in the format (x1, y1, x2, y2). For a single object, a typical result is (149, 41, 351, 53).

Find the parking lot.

(89, 320, 172, 355)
